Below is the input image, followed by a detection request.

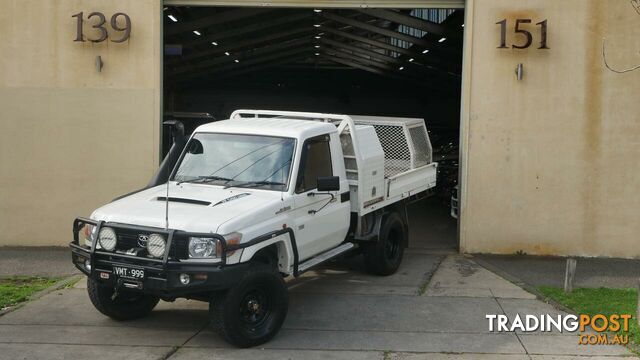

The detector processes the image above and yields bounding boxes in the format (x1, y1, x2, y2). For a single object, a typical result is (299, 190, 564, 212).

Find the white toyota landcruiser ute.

(70, 110, 437, 347)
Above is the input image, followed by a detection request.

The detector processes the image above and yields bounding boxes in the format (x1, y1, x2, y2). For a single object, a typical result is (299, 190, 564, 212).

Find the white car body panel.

(195, 117, 337, 140)
(92, 183, 283, 234)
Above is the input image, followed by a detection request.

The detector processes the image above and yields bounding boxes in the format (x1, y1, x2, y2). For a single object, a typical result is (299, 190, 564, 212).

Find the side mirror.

(187, 139, 204, 154)
(317, 176, 340, 192)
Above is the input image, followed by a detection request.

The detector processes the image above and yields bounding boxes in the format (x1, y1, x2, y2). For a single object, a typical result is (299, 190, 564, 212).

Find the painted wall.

(0, 0, 161, 246)
(460, 0, 640, 257)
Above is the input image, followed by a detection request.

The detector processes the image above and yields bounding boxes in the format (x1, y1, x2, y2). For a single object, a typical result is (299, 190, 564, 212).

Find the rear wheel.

(209, 265, 288, 348)
(87, 278, 159, 320)
(363, 212, 406, 276)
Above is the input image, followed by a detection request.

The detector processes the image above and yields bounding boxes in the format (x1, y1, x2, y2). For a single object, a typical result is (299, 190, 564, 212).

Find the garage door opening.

(162, 5, 464, 252)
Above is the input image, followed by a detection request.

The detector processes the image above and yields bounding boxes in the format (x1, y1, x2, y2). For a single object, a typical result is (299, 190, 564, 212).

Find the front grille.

(102, 228, 189, 260)
(116, 233, 140, 251)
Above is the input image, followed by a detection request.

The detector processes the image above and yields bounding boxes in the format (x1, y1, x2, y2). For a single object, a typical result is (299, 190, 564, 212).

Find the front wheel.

(363, 212, 406, 276)
(209, 266, 288, 348)
(87, 278, 159, 320)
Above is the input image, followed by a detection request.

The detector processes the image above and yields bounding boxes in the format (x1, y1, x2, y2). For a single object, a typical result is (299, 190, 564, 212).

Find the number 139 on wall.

(496, 18, 549, 49)
(72, 12, 131, 43)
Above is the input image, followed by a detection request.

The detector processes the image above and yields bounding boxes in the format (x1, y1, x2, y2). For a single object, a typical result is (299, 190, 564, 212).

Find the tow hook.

(111, 285, 119, 300)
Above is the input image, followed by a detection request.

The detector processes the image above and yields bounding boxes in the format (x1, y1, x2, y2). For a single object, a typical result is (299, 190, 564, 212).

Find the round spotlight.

(98, 227, 117, 251)
(84, 259, 92, 271)
(147, 233, 166, 258)
(179, 273, 191, 285)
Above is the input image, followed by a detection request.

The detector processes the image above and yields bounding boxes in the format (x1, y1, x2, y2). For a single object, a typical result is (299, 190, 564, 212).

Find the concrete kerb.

(471, 255, 640, 355)
(0, 274, 82, 317)
(471, 255, 575, 312)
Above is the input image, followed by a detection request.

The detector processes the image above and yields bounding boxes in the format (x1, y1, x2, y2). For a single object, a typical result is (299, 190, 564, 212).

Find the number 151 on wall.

(496, 18, 549, 49)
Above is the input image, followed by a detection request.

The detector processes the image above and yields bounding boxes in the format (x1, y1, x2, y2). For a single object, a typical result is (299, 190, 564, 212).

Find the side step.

(297, 243, 355, 274)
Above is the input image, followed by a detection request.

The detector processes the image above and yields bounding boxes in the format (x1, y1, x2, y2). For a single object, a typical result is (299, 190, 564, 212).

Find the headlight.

(187, 232, 242, 259)
(188, 237, 217, 258)
(147, 233, 166, 258)
(98, 227, 117, 251)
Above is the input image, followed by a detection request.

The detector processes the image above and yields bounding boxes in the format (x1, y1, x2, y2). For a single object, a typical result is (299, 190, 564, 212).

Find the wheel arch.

(239, 233, 295, 274)
(357, 202, 408, 245)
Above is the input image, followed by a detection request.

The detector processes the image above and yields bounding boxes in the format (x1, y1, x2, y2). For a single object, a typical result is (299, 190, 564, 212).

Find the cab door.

(291, 133, 350, 261)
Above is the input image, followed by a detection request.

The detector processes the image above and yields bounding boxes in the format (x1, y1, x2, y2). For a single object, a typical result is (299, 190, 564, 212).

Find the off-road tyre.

(363, 212, 406, 276)
(209, 265, 288, 348)
(87, 278, 159, 320)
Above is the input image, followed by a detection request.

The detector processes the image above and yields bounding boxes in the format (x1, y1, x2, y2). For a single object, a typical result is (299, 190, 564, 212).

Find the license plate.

(112, 266, 145, 279)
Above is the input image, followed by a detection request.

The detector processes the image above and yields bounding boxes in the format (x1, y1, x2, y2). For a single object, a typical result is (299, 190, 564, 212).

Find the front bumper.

(70, 217, 248, 297)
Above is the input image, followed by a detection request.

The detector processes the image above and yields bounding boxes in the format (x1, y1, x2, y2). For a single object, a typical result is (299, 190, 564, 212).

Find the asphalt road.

(0, 247, 78, 278)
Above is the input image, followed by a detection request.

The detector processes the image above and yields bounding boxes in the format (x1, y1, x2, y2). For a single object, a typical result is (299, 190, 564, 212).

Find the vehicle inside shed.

(163, 6, 464, 251)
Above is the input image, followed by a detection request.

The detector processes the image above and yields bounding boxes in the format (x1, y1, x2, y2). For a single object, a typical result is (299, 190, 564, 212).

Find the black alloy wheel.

(363, 211, 406, 276)
(240, 288, 270, 326)
(210, 265, 288, 348)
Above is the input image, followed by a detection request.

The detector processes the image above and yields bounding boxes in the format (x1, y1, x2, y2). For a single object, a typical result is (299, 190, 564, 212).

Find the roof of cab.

(194, 118, 337, 139)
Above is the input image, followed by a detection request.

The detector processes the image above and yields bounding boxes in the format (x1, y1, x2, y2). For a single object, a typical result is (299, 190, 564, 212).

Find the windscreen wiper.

(224, 180, 285, 189)
(177, 175, 234, 185)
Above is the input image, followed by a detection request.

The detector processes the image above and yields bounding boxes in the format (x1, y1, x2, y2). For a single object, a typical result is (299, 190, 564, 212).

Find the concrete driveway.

(0, 252, 635, 359)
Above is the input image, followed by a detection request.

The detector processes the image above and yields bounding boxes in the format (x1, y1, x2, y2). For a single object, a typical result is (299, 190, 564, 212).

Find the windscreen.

(172, 133, 295, 191)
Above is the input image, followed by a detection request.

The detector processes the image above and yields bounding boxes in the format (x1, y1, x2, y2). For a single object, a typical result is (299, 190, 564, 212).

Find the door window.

(296, 135, 333, 193)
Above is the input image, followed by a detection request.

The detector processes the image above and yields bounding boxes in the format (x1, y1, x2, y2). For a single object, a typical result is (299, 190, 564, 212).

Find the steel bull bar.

(69, 217, 251, 296)
(70, 217, 301, 296)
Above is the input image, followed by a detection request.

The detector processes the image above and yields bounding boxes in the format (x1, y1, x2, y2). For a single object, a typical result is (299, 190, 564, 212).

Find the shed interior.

(163, 6, 464, 251)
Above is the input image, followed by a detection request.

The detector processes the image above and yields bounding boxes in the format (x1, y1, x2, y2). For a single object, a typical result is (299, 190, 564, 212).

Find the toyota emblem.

(138, 234, 149, 247)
